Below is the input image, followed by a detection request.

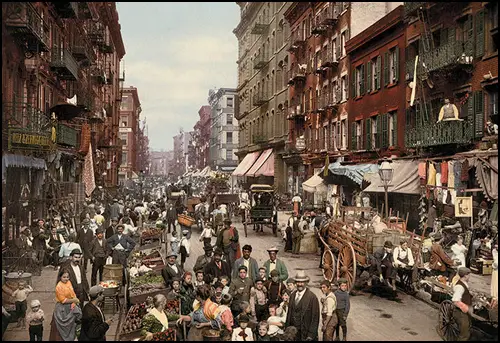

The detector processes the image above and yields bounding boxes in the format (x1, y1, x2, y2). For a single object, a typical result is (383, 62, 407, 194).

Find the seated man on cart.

(368, 241, 397, 291)
(392, 239, 415, 281)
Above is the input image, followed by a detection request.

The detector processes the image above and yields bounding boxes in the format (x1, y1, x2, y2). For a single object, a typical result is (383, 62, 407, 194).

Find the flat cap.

(458, 267, 471, 278)
(89, 285, 104, 297)
(237, 265, 248, 272)
(270, 270, 279, 277)
(70, 248, 83, 256)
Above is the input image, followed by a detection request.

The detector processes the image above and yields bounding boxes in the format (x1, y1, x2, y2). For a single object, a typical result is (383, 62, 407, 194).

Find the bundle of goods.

(178, 214, 196, 227)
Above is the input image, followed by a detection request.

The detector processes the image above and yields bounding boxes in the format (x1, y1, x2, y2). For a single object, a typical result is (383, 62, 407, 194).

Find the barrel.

(202, 329, 220, 341)
(103, 264, 123, 285)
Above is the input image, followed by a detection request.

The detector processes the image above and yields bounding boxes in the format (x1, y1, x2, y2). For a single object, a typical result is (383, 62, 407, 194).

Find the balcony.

(312, 6, 338, 35)
(57, 123, 78, 147)
(253, 134, 267, 144)
(288, 30, 305, 52)
(87, 22, 105, 44)
(288, 64, 307, 85)
(252, 92, 268, 106)
(71, 40, 95, 66)
(52, 2, 79, 19)
(405, 116, 475, 148)
(321, 49, 338, 69)
(50, 48, 79, 81)
(3, 101, 50, 133)
(253, 53, 269, 69)
(287, 103, 306, 120)
(403, 2, 427, 17)
(251, 21, 269, 35)
(98, 39, 114, 54)
(4, 3, 50, 52)
(91, 66, 107, 85)
(418, 40, 472, 77)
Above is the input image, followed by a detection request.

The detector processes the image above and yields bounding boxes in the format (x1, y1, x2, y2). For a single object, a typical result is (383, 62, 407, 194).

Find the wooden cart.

(319, 206, 424, 292)
(242, 184, 278, 238)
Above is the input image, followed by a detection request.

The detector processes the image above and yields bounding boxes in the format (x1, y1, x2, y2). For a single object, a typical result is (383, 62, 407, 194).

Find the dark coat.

(203, 260, 231, 285)
(76, 228, 95, 258)
(59, 260, 90, 302)
(89, 238, 109, 259)
(161, 263, 184, 288)
(31, 226, 48, 251)
(371, 248, 394, 275)
(286, 288, 320, 340)
(79, 302, 109, 341)
(109, 203, 121, 220)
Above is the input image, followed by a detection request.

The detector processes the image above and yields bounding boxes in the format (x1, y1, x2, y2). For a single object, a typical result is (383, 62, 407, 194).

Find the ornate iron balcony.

(419, 40, 472, 77)
(3, 101, 49, 133)
(4, 3, 50, 52)
(405, 116, 475, 148)
(50, 48, 79, 81)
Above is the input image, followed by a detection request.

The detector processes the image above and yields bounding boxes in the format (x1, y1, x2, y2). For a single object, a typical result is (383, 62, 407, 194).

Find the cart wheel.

(337, 243, 357, 291)
(322, 249, 336, 282)
(437, 300, 460, 341)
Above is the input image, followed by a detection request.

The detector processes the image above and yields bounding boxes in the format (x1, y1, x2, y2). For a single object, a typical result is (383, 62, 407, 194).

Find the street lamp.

(378, 158, 393, 220)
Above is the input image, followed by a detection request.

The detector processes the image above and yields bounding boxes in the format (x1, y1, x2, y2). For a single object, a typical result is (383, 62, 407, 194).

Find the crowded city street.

(2, 1, 498, 342)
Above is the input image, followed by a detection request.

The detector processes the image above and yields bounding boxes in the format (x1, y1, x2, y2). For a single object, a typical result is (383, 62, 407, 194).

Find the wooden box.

(481, 260, 493, 275)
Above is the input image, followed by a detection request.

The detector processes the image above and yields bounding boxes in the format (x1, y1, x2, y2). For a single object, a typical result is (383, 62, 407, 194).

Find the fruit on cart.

(122, 303, 148, 333)
(100, 280, 119, 288)
(152, 328, 176, 341)
(130, 273, 164, 288)
(141, 228, 162, 239)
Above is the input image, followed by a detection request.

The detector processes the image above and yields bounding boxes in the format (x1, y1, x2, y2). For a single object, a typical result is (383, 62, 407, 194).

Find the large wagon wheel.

(337, 243, 356, 291)
(437, 300, 460, 341)
(322, 249, 336, 282)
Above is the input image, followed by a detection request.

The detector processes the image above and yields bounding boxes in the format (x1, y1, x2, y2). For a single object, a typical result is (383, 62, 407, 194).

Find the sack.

(106, 256, 113, 265)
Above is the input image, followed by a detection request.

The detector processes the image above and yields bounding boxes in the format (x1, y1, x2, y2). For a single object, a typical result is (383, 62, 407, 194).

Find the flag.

(83, 140, 96, 197)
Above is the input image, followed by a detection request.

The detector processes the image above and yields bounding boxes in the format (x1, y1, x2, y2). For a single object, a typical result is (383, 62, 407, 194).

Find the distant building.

(208, 88, 239, 172)
(150, 150, 174, 176)
(191, 105, 212, 170)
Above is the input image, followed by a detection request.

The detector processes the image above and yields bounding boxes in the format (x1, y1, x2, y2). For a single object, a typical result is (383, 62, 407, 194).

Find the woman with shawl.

(141, 294, 171, 340)
(49, 268, 83, 341)
(177, 284, 221, 340)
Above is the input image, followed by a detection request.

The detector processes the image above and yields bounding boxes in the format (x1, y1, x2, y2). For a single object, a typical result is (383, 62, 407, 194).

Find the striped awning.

(245, 149, 273, 177)
(2, 154, 47, 181)
(232, 151, 261, 176)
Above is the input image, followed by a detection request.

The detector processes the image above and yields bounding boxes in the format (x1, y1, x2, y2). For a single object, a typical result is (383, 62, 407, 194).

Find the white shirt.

(267, 315, 285, 336)
(200, 227, 213, 239)
(243, 258, 250, 270)
(452, 280, 468, 302)
(451, 243, 467, 267)
(295, 289, 306, 304)
(393, 246, 415, 267)
(292, 196, 302, 203)
(180, 237, 191, 255)
(71, 264, 82, 284)
(169, 263, 178, 274)
(231, 327, 254, 341)
(269, 259, 277, 273)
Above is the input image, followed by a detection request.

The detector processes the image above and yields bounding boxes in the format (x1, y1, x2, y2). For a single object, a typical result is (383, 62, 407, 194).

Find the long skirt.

(491, 269, 498, 300)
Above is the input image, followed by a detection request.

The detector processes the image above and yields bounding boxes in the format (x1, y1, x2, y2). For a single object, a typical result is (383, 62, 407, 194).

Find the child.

(194, 271, 205, 287)
(232, 314, 254, 341)
(25, 300, 44, 341)
(276, 289, 290, 319)
(12, 281, 33, 328)
(256, 321, 271, 341)
(167, 278, 182, 300)
(334, 278, 350, 341)
(320, 280, 337, 341)
(179, 229, 191, 269)
(170, 229, 180, 257)
(258, 268, 267, 282)
(220, 276, 230, 295)
(219, 294, 234, 341)
(266, 304, 285, 338)
(286, 278, 296, 293)
(250, 279, 268, 322)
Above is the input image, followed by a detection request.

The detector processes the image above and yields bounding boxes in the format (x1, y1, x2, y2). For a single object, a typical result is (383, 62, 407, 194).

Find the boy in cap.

(264, 270, 286, 306)
(250, 278, 268, 322)
(334, 278, 350, 341)
(368, 240, 397, 290)
(229, 265, 254, 317)
(232, 314, 254, 341)
(25, 299, 44, 341)
(194, 245, 213, 272)
(80, 285, 113, 341)
(451, 267, 473, 341)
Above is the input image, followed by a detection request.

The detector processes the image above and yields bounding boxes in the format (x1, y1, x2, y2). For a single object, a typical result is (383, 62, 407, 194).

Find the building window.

(356, 120, 363, 149)
(121, 152, 127, 165)
(227, 97, 233, 107)
(226, 113, 233, 125)
(335, 122, 341, 150)
(389, 48, 398, 84)
(341, 31, 347, 57)
(371, 117, 378, 149)
(488, 88, 498, 117)
(341, 75, 348, 102)
(226, 149, 233, 160)
(227, 131, 233, 143)
(486, 2, 498, 54)
(354, 65, 364, 98)
(341, 119, 347, 149)
(389, 111, 397, 147)
(120, 133, 128, 146)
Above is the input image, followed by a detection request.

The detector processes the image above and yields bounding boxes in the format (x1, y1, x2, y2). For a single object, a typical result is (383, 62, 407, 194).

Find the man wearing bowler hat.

(59, 249, 90, 305)
(162, 253, 184, 289)
(89, 228, 109, 287)
(286, 270, 320, 341)
(194, 245, 214, 273)
(204, 247, 231, 285)
(263, 246, 288, 282)
(76, 218, 95, 273)
(216, 218, 241, 271)
(107, 224, 136, 268)
(368, 240, 397, 290)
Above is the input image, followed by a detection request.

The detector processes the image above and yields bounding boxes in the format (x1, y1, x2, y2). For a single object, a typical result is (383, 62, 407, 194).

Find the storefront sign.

(455, 197, 473, 217)
(119, 127, 132, 133)
(8, 129, 51, 150)
(295, 137, 306, 151)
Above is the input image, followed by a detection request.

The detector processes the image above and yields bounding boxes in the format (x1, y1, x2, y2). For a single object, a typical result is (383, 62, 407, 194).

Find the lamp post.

(378, 159, 393, 220)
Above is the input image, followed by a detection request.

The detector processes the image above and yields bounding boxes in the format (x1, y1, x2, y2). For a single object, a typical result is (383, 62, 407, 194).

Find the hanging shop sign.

(455, 196, 473, 217)
(295, 136, 306, 151)
(8, 129, 52, 150)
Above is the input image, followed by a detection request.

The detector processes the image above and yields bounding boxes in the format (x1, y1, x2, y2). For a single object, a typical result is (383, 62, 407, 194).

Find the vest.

(456, 280, 472, 306)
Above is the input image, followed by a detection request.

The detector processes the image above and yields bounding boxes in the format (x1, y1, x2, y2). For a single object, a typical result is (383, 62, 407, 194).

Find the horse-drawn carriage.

(242, 184, 278, 238)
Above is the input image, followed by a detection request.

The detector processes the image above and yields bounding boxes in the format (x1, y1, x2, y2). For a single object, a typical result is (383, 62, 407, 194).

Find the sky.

(116, 2, 240, 151)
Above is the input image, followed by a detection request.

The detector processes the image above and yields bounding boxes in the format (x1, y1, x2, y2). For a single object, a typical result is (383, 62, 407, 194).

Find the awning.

(303, 174, 327, 194)
(363, 160, 420, 194)
(49, 103, 85, 120)
(232, 151, 261, 176)
(2, 154, 47, 181)
(191, 169, 201, 177)
(328, 162, 379, 186)
(245, 149, 273, 177)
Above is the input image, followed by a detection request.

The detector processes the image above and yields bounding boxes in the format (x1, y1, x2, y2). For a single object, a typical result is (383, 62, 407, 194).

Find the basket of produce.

(100, 280, 120, 296)
(122, 302, 148, 335)
(151, 328, 176, 341)
(130, 273, 164, 289)
(177, 214, 195, 227)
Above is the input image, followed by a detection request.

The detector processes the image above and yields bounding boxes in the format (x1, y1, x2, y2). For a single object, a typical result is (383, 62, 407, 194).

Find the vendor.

(141, 294, 170, 341)
(106, 224, 136, 268)
(451, 267, 473, 341)
(429, 232, 456, 279)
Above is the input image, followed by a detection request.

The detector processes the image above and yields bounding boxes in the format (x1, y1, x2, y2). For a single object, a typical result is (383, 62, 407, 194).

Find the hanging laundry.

(454, 161, 462, 191)
(427, 162, 437, 186)
(435, 171, 443, 203)
(418, 162, 427, 185)
(460, 159, 469, 182)
(448, 161, 455, 189)
(441, 161, 449, 185)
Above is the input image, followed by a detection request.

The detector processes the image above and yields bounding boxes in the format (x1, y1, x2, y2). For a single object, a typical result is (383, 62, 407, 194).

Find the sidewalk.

(3, 265, 121, 341)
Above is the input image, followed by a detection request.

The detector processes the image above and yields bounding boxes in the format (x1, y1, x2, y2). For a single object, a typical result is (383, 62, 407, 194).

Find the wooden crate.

(481, 260, 493, 275)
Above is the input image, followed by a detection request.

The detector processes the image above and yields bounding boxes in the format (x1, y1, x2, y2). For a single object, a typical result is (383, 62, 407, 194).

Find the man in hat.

(264, 269, 286, 306)
(179, 229, 191, 269)
(76, 218, 95, 272)
(80, 285, 114, 341)
(32, 219, 48, 267)
(193, 245, 214, 273)
(263, 246, 289, 282)
(286, 270, 320, 341)
(59, 249, 90, 305)
(105, 217, 118, 240)
(429, 232, 456, 278)
(109, 199, 121, 221)
(334, 278, 350, 341)
(162, 253, 184, 289)
(166, 203, 177, 234)
(89, 228, 109, 287)
(204, 247, 231, 285)
(451, 267, 473, 341)
(229, 265, 254, 317)
(216, 218, 241, 271)
(106, 224, 136, 268)
(46, 226, 66, 270)
(232, 244, 259, 283)
(368, 240, 397, 290)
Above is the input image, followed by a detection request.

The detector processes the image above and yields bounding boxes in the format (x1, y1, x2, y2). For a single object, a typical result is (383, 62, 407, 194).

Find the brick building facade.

(118, 87, 141, 181)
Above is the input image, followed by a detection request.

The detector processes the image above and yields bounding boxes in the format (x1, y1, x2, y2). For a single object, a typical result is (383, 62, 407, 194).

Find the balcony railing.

(57, 123, 78, 147)
(253, 134, 267, 144)
(288, 64, 307, 85)
(312, 6, 338, 34)
(3, 101, 50, 133)
(251, 20, 269, 35)
(321, 49, 338, 69)
(252, 92, 268, 107)
(287, 103, 305, 119)
(87, 21, 105, 44)
(50, 48, 79, 81)
(288, 30, 305, 52)
(91, 66, 107, 85)
(52, 2, 79, 19)
(405, 116, 475, 148)
(253, 53, 269, 69)
(403, 2, 427, 17)
(418, 40, 472, 77)
(71, 38, 96, 66)
(4, 3, 50, 52)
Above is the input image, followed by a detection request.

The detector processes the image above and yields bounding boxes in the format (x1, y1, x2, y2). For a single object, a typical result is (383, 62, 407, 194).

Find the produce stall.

(127, 272, 168, 306)
(140, 227, 163, 246)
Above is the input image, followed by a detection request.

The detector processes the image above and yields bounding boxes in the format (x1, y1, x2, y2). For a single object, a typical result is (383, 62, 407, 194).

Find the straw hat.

(293, 269, 310, 283)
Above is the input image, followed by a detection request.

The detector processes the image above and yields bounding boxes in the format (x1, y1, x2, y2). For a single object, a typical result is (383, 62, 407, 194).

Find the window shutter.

(365, 118, 372, 150)
(351, 122, 357, 150)
(346, 28, 350, 41)
(475, 10, 485, 58)
(367, 61, 372, 93)
(360, 64, 365, 95)
(474, 90, 484, 138)
(382, 113, 388, 148)
(392, 113, 398, 147)
(376, 116, 382, 148)
(383, 52, 389, 87)
(335, 39, 341, 61)
(335, 83, 341, 103)
(394, 47, 400, 83)
(465, 15, 474, 56)
(351, 70, 356, 98)
(375, 56, 382, 89)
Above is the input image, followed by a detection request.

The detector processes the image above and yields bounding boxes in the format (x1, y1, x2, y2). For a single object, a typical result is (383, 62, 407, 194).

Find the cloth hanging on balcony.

(232, 151, 261, 177)
(302, 174, 327, 194)
(470, 156, 498, 201)
(363, 161, 420, 195)
(79, 123, 91, 154)
(245, 149, 274, 177)
(2, 154, 47, 182)
(82, 141, 95, 197)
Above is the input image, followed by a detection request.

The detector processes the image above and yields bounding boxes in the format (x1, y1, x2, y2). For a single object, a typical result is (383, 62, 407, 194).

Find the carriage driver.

(452, 267, 473, 341)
